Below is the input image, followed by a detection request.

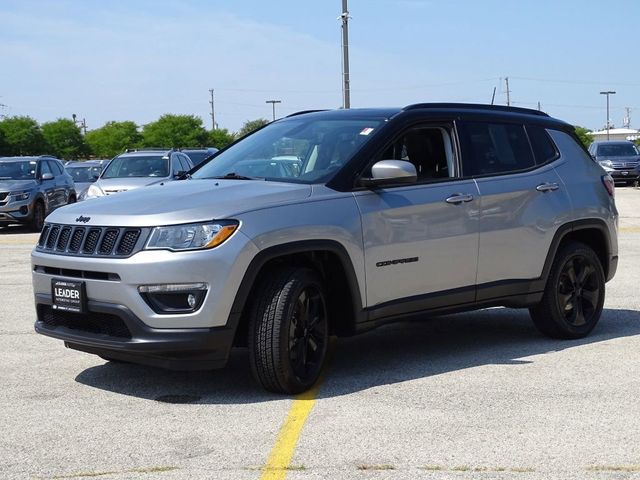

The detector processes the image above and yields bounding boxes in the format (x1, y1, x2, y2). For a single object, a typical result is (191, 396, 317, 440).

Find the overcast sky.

(1, 0, 639, 133)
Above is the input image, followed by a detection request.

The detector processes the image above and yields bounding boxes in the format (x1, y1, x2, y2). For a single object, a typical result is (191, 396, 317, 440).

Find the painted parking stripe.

(260, 339, 335, 480)
(619, 227, 640, 232)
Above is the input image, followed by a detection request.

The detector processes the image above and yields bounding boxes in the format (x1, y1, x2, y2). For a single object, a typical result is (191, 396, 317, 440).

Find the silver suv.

(32, 104, 618, 393)
(79, 149, 194, 200)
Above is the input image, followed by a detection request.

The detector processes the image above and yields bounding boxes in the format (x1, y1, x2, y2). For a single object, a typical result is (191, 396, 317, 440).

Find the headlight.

(9, 190, 31, 201)
(599, 160, 613, 168)
(84, 184, 105, 199)
(145, 221, 239, 251)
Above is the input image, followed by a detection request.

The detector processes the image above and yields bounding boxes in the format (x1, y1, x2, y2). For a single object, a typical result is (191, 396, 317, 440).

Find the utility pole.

(600, 91, 616, 140)
(340, 0, 351, 109)
(72, 113, 87, 135)
(537, 101, 541, 111)
(505, 77, 511, 106)
(209, 88, 216, 130)
(624, 107, 631, 128)
(265, 100, 281, 121)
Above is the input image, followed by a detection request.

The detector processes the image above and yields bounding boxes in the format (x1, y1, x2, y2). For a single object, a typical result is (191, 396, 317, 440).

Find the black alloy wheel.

(288, 286, 328, 383)
(530, 242, 605, 339)
(556, 255, 601, 328)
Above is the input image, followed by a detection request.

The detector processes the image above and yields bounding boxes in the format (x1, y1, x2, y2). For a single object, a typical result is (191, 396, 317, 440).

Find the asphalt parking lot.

(1, 188, 639, 480)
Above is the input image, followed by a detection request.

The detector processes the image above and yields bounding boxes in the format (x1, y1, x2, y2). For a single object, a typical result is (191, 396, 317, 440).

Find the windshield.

(66, 165, 102, 183)
(101, 155, 169, 179)
(0, 161, 37, 180)
(597, 143, 639, 157)
(184, 151, 212, 166)
(192, 117, 384, 183)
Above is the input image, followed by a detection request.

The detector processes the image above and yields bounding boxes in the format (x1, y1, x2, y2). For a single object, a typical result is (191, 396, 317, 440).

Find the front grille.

(611, 161, 639, 169)
(36, 223, 146, 258)
(38, 305, 132, 339)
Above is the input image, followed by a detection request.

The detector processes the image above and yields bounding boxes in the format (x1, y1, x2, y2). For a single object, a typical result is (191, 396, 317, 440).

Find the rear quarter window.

(526, 125, 559, 165)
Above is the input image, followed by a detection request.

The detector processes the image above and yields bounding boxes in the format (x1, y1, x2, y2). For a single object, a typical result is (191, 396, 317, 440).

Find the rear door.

(457, 121, 572, 300)
(355, 122, 480, 312)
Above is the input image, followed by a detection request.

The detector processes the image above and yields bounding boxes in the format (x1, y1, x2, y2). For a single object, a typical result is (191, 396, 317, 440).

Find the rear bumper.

(34, 293, 237, 370)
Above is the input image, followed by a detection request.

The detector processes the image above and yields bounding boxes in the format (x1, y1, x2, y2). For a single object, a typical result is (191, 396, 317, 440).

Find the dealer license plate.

(52, 279, 86, 313)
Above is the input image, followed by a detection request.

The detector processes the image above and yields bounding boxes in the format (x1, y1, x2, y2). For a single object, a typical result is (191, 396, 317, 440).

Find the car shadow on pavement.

(75, 307, 640, 404)
(0, 225, 34, 235)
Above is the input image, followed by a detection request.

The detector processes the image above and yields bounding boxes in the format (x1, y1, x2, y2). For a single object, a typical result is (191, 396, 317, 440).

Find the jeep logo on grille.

(75, 215, 91, 223)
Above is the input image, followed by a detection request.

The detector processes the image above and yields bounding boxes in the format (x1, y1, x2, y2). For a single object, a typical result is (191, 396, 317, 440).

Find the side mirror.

(358, 160, 417, 188)
(41, 172, 54, 181)
(174, 170, 186, 178)
(91, 172, 100, 180)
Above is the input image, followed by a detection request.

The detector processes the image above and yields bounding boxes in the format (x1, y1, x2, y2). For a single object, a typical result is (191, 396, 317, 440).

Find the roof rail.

(286, 109, 329, 118)
(124, 147, 172, 153)
(403, 103, 549, 117)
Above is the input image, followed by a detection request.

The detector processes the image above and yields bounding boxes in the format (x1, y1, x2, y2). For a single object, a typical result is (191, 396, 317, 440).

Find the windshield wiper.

(208, 172, 263, 180)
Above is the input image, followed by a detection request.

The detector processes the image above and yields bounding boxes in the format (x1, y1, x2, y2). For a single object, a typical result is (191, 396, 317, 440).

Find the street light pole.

(265, 100, 281, 121)
(600, 91, 616, 140)
(340, 0, 351, 109)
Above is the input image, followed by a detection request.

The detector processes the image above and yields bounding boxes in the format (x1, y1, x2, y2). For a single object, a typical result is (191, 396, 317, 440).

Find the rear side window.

(526, 125, 558, 165)
(459, 122, 535, 176)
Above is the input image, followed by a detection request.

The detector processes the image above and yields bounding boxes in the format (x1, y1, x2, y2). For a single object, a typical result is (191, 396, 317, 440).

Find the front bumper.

(0, 198, 34, 225)
(607, 169, 640, 182)
(34, 293, 238, 370)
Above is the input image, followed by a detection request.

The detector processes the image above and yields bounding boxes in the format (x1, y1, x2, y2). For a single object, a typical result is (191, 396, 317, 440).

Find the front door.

(354, 124, 480, 312)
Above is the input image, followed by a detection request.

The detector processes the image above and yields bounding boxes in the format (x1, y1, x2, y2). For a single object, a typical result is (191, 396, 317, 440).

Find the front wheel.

(249, 267, 329, 394)
(529, 242, 605, 339)
(29, 201, 45, 232)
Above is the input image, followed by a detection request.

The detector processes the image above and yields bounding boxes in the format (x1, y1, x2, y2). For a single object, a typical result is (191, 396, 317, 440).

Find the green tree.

(237, 118, 269, 138)
(208, 128, 235, 149)
(0, 128, 9, 156)
(142, 114, 208, 148)
(0, 116, 48, 155)
(574, 126, 593, 148)
(85, 121, 142, 158)
(41, 118, 88, 160)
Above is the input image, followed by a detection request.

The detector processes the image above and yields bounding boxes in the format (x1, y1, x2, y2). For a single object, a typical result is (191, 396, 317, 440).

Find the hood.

(95, 177, 169, 194)
(46, 179, 312, 227)
(0, 179, 38, 192)
(596, 155, 640, 162)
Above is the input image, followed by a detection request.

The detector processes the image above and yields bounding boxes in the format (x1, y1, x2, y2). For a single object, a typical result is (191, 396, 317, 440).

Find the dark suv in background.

(0, 156, 76, 231)
(588, 140, 640, 185)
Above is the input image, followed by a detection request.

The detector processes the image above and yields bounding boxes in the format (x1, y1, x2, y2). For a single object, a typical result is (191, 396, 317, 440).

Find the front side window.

(192, 117, 385, 184)
(39, 160, 52, 177)
(459, 122, 535, 176)
(0, 161, 38, 180)
(101, 155, 170, 179)
(367, 125, 456, 181)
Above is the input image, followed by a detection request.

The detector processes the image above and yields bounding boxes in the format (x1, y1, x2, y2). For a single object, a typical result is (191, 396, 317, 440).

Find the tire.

(248, 267, 329, 394)
(529, 242, 605, 339)
(29, 201, 45, 232)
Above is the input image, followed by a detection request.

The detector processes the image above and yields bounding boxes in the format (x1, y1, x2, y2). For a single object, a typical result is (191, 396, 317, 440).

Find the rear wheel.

(529, 242, 605, 339)
(29, 201, 45, 232)
(249, 267, 329, 394)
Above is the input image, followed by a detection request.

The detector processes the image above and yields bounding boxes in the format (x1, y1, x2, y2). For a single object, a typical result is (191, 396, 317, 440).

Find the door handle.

(536, 182, 559, 192)
(445, 193, 474, 204)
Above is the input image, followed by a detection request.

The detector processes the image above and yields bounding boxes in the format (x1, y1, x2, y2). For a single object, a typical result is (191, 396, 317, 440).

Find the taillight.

(601, 174, 615, 197)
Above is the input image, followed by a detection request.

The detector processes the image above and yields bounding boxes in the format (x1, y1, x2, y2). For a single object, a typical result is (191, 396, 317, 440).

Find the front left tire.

(248, 267, 329, 394)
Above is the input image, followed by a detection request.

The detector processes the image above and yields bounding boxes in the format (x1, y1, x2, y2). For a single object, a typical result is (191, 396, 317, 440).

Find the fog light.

(138, 283, 208, 314)
(187, 294, 196, 308)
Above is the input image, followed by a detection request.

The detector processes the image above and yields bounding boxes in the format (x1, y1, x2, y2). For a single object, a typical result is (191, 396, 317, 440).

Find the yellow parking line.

(260, 339, 335, 480)
(619, 227, 640, 233)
